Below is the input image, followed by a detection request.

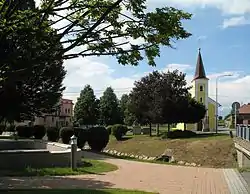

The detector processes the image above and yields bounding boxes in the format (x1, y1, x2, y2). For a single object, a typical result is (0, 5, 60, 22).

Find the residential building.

(34, 98, 74, 128)
(177, 49, 220, 131)
(237, 104, 250, 125)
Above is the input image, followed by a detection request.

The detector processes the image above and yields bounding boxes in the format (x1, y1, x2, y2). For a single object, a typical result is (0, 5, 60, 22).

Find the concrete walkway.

(0, 151, 249, 194)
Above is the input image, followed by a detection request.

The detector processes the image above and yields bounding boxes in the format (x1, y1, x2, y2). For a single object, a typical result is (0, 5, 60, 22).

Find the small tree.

(74, 85, 99, 127)
(99, 87, 122, 125)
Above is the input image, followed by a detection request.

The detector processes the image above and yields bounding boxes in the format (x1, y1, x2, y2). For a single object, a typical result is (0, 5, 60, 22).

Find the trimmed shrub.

(112, 124, 128, 140)
(74, 127, 89, 149)
(87, 127, 109, 152)
(166, 130, 197, 139)
(16, 125, 33, 138)
(33, 125, 46, 139)
(59, 127, 74, 144)
(6, 125, 15, 132)
(106, 125, 113, 135)
(46, 127, 59, 142)
(0, 125, 5, 135)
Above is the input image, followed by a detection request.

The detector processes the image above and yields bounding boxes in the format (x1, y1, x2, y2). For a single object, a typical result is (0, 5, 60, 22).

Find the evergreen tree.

(99, 87, 122, 125)
(74, 85, 99, 126)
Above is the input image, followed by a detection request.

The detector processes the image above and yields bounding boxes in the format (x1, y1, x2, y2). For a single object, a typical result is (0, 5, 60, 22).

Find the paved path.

(0, 152, 248, 194)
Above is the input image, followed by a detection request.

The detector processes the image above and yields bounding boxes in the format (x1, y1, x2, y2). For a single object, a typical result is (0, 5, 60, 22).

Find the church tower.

(191, 48, 209, 130)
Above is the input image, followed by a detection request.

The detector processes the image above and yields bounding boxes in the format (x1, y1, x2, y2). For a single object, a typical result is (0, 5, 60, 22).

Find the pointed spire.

(193, 48, 208, 81)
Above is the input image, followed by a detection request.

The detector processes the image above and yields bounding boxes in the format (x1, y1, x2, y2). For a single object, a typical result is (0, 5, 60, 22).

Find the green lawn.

(106, 133, 237, 168)
(2, 189, 156, 194)
(0, 159, 118, 176)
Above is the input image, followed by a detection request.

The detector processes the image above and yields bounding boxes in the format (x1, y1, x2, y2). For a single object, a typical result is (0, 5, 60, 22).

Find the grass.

(0, 159, 118, 176)
(1, 189, 156, 194)
(238, 168, 250, 173)
(106, 133, 237, 168)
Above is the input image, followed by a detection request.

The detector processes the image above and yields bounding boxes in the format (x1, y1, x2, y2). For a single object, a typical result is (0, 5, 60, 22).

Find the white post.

(215, 77, 218, 134)
(215, 74, 233, 133)
(70, 135, 77, 170)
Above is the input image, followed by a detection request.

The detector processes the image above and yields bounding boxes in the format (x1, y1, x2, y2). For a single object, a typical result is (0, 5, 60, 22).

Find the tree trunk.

(149, 123, 152, 137)
(184, 123, 186, 130)
(168, 124, 170, 132)
(157, 124, 160, 136)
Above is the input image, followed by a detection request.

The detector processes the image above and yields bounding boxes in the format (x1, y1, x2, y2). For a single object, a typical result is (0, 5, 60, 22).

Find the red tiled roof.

(239, 104, 250, 114)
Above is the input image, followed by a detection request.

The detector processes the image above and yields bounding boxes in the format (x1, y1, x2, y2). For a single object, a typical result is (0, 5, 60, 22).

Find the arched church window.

(200, 97, 202, 102)
(200, 85, 203, 91)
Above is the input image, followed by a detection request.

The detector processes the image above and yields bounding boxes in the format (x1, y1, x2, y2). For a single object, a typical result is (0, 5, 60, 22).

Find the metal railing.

(236, 124, 250, 141)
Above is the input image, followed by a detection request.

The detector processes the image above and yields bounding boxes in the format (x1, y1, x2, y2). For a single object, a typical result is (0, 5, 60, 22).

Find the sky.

(37, 0, 250, 117)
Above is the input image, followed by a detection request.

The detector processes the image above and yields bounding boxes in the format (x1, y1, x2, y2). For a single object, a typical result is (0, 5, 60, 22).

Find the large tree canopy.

(74, 85, 99, 126)
(0, 0, 192, 122)
(4, 0, 192, 66)
(0, 0, 65, 122)
(129, 70, 206, 128)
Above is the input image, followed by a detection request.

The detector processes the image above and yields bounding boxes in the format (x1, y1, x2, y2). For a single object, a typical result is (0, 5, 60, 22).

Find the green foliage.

(59, 127, 74, 144)
(166, 130, 197, 139)
(87, 127, 109, 152)
(46, 127, 59, 142)
(0, 0, 65, 123)
(5, 125, 15, 132)
(0, 124, 4, 134)
(106, 125, 113, 135)
(16, 125, 33, 138)
(119, 94, 136, 125)
(177, 97, 206, 123)
(0, 0, 191, 123)
(99, 87, 123, 125)
(38, 0, 191, 66)
(33, 125, 46, 139)
(74, 127, 89, 149)
(129, 70, 192, 127)
(74, 85, 99, 126)
(111, 124, 128, 140)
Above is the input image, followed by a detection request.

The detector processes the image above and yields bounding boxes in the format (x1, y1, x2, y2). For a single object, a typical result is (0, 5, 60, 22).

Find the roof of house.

(239, 104, 250, 114)
(193, 48, 209, 81)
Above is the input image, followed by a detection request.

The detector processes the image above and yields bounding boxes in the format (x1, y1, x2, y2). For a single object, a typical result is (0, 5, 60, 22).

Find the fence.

(236, 124, 250, 141)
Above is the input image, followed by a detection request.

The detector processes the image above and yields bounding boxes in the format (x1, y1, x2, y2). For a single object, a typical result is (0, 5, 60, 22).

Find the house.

(177, 49, 220, 131)
(238, 104, 250, 125)
(34, 98, 74, 128)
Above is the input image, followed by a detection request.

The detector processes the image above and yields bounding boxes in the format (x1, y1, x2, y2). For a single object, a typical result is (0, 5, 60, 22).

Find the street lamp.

(215, 73, 233, 133)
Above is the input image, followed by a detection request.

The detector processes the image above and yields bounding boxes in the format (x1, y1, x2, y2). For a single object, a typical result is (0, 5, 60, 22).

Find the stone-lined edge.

(223, 169, 249, 194)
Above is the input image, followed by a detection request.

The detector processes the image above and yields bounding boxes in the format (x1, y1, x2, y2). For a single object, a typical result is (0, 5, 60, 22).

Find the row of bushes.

(107, 124, 130, 140)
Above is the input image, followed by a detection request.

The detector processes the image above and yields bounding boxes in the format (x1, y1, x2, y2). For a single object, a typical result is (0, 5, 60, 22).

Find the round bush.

(106, 125, 113, 135)
(33, 125, 46, 139)
(87, 127, 109, 152)
(0, 125, 5, 135)
(46, 127, 59, 142)
(166, 130, 197, 139)
(16, 125, 33, 138)
(112, 124, 128, 140)
(74, 127, 89, 149)
(59, 127, 74, 144)
(6, 125, 15, 132)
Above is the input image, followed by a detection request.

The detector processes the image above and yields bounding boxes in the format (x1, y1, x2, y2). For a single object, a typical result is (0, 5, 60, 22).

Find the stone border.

(103, 149, 201, 167)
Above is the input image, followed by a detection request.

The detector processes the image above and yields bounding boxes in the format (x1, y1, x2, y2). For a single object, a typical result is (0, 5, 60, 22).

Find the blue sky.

(57, 0, 250, 117)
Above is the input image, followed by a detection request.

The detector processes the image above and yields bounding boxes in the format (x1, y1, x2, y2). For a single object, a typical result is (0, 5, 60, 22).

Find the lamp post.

(215, 74, 233, 133)
(70, 135, 78, 170)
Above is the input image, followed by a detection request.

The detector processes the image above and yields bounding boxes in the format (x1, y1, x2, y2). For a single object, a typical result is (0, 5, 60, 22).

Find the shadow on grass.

(120, 136, 133, 141)
(160, 131, 230, 140)
(0, 176, 114, 190)
(0, 160, 111, 177)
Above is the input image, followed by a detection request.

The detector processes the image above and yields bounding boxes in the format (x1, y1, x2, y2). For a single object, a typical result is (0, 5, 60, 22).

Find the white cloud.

(62, 56, 250, 117)
(148, 0, 250, 15)
(164, 64, 193, 72)
(222, 16, 250, 28)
